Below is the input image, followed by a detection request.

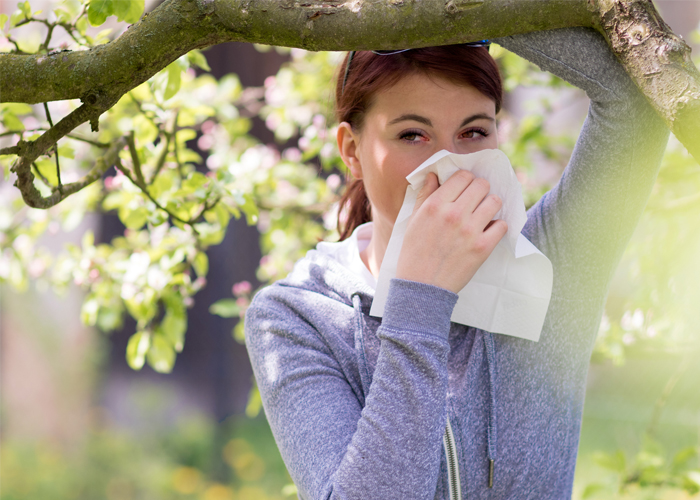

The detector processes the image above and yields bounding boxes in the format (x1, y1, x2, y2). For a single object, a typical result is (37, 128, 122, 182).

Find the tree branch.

(9, 98, 117, 208)
(10, 137, 127, 209)
(590, 0, 700, 165)
(0, 145, 22, 155)
(0, 0, 592, 105)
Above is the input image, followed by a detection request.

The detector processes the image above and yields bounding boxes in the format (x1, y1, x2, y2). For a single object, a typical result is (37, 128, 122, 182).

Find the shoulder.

(244, 249, 371, 349)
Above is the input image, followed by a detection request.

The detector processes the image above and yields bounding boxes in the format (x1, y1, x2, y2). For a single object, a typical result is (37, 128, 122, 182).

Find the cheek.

(367, 160, 411, 223)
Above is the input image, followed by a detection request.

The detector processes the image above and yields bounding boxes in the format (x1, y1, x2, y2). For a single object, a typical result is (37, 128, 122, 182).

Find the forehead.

(368, 72, 496, 121)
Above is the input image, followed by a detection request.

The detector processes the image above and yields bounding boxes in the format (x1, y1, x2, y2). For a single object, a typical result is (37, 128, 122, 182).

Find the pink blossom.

(232, 280, 252, 296)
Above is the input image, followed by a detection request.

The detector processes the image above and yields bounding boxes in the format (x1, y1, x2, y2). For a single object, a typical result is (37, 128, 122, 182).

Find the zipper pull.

(488, 459, 495, 488)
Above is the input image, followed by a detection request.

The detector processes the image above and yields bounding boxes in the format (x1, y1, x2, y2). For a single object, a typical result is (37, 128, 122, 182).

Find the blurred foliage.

(1, 1, 699, 499)
(0, 415, 296, 500)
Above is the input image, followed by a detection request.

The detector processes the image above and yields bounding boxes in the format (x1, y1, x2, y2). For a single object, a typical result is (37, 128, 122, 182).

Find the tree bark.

(1, 0, 699, 208)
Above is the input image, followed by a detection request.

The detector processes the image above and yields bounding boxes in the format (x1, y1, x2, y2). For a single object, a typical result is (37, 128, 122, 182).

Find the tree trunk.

(2, 0, 699, 208)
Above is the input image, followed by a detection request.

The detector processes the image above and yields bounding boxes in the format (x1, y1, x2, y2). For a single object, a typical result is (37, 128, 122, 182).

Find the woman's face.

(338, 72, 499, 230)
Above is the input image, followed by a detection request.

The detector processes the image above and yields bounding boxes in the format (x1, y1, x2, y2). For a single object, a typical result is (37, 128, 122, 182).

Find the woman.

(245, 28, 668, 499)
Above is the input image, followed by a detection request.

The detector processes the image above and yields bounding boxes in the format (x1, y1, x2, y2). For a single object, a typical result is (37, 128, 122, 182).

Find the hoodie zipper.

(443, 419, 462, 500)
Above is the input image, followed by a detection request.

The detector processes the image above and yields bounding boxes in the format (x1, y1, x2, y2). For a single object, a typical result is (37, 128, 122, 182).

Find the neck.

(360, 217, 393, 279)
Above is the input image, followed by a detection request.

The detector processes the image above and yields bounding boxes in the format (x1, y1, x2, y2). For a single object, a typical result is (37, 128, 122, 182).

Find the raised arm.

(245, 275, 458, 499)
(495, 28, 669, 300)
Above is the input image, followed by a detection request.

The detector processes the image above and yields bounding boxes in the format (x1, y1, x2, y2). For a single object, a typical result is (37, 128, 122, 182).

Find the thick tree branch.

(590, 0, 700, 163)
(0, 0, 592, 105)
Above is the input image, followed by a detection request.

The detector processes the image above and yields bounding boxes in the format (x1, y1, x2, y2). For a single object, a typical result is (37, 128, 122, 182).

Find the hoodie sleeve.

(495, 28, 669, 303)
(245, 278, 457, 500)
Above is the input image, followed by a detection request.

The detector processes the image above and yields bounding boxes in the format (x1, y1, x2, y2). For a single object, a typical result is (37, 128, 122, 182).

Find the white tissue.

(369, 149, 553, 342)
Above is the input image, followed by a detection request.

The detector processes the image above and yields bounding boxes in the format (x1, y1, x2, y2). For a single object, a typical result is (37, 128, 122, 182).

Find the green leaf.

(581, 483, 606, 499)
(193, 251, 208, 277)
(132, 114, 159, 144)
(209, 298, 239, 318)
(176, 128, 197, 144)
(35, 159, 58, 185)
(187, 50, 211, 72)
(53, 7, 72, 24)
(0, 14, 9, 36)
(686, 471, 700, 487)
(240, 194, 259, 226)
(164, 62, 182, 101)
(97, 307, 123, 332)
(81, 297, 99, 326)
(75, 16, 88, 35)
(159, 301, 187, 353)
(147, 334, 175, 373)
(214, 203, 231, 229)
(57, 144, 75, 159)
(87, 0, 113, 27)
(81, 230, 95, 249)
(150, 170, 174, 199)
(118, 205, 149, 230)
(124, 290, 158, 324)
(673, 447, 698, 471)
(20, 1, 31, 18)
(103, 190, 130, 211)
(181, 171, 209, 194)
(9, 10, 25, 30)
(126, 331, 150, 370)
(2, 113, 24, 132)
(245, 385, 262, 418)
(113, 0, 143, 23)
(593, 450, 626, 474)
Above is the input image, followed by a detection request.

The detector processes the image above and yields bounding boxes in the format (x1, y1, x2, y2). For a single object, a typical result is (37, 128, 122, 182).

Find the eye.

(399, 129, 427, 143)
(461, 127, 488, 140)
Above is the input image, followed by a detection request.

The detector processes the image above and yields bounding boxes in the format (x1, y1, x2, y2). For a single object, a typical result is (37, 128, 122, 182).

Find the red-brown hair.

(335, 45, 503, 241)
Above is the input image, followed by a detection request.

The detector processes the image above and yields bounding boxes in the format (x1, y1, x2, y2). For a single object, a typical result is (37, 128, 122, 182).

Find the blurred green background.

(1, 1, 700, 499)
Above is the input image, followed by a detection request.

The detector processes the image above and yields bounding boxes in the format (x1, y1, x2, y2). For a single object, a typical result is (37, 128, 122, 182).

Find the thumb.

(413, 172, 439, 214)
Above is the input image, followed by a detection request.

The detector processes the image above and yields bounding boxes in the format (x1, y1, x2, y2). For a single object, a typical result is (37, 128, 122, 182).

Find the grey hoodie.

(245, 28, 669, 499)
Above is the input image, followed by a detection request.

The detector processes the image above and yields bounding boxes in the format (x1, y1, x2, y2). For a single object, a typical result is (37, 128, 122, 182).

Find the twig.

(66, 134, 111, 148)
(127, 132, 147, 188)
(57, 22, 84, 46)
(646, 353, 693, 437)
(0, 130, 25, 138)
(1, 129, 109, 149)
(114, 158, 197, 233)
(44, 102, 63, 193)
(32, 162, 54, 189)
(151, 132, 173, 183)
(192, 196, 221, 224)
(11, 97, 116, 208)
(13, 137, 127, 209)
(32, 162, 53, 188)
(6, 36, 28, 55)
(42, 20, 56, 52)
(0, 145, 21, 155)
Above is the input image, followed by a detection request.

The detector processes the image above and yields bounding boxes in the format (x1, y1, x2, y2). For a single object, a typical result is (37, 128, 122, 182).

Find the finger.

(432, 170, 475, 203)
(480, 219, 508, 249)
(471, 194, 503, 228)
(453, 177, 491, 214)
(413, 172, 439, 213)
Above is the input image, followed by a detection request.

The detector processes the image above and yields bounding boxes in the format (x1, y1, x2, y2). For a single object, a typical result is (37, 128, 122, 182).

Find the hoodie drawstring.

(352, 294, 372, 401)
(483, 331, 498, 488)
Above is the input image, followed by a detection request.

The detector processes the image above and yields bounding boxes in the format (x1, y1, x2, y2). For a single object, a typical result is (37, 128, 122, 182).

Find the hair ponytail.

(337, 178, 372, 241)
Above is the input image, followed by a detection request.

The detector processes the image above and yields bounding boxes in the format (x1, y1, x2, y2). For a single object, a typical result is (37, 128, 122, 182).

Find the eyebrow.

(388, 113, 495, 128)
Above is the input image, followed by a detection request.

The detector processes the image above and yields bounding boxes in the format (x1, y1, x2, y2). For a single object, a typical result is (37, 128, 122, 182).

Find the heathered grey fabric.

(245, 28, 669, 500)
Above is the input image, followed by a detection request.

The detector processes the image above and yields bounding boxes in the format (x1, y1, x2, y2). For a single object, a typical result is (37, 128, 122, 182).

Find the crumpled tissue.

(369, 149, 553, 342)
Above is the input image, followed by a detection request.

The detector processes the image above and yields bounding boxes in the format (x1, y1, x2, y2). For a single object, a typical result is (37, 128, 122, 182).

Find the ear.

(337, 122, 363, 179)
